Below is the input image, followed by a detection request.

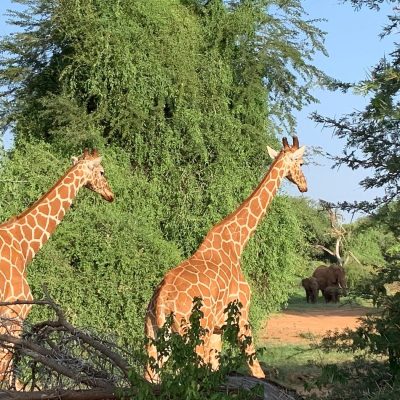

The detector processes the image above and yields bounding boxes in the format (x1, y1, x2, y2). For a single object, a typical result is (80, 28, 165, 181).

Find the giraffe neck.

(201, 155, 287, 261)
(6, 164, 87, 266)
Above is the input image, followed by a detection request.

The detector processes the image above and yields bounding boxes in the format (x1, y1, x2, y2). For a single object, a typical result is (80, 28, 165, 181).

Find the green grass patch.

(256, 289, 376, 396)
(259, 343, 355, 394)
(285, 289, 372, 313)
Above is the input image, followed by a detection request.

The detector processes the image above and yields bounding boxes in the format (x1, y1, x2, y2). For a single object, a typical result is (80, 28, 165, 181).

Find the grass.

(284, 289, 372, 313)
(258, 342, 355, 396)
(255, 290, 375, 396)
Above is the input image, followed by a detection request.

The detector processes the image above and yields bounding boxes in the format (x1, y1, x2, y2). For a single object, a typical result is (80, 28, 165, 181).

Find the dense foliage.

(134, 299, 263, 399)
(0, 0, 326, 345)
(340, 204, 398, 287)
(311, 254, 400, 400)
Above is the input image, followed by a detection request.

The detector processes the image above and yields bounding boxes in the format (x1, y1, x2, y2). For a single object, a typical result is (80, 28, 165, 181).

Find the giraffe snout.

(299, 185, 308, 193)
(102, 190, 115, 202)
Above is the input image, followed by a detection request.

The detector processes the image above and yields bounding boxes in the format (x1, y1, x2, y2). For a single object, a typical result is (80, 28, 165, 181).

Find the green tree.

(308, 0, 400, 380)
(312, 0, 400, 213)
(286, 197, 333, 259)
(0, 0, 326, 343)
(315, 255, 400, 400)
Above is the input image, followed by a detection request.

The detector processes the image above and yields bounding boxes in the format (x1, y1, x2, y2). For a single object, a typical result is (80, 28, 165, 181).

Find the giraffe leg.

(144, 307, 174, 384)
(195, 330, 211, 365)
(238, 319, 265, 379)
(208, 333, 222, 371)
(195, 331, 222, 371)
(0, 312, 24, 385)
(144, 314, 162, 384)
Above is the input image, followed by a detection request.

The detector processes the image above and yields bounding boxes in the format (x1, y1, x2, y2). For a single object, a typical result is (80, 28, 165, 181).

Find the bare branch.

(40, 294, 131, 379)
(0, 334, 113, 389)
(0, 300, 52, 307)
(348, 251, 363, 267)
(314, 244, 336, 257)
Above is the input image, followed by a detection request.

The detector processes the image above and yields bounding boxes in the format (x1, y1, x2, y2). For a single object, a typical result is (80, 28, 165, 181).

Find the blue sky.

(0, 0, 395, 221)
(284, 0, 394, 221)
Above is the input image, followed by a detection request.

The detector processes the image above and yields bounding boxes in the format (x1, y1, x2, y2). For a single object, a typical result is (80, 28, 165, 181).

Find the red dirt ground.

(260, 306, 371, 344)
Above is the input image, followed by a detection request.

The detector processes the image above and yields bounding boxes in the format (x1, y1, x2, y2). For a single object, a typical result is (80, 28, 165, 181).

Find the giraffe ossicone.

(145, 136, 307, 382)
(0, 148, 114, 381)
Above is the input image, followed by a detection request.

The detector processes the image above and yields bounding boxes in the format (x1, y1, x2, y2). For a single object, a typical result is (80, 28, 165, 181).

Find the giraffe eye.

(100, 171, 105, 176)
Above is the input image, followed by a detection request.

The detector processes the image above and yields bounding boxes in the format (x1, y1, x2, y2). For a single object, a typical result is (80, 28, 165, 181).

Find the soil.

(260, 305, 370, 344)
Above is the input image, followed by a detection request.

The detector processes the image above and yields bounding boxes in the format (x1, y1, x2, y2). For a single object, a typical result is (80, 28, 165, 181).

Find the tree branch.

(314, 244, 336, 257)
(347, 251, 363, 267)
(0, 334, 113, 389)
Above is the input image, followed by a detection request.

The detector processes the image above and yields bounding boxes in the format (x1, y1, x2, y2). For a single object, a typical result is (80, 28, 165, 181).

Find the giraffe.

(145, 136, 307, 382)
(0, 148, 114, 381)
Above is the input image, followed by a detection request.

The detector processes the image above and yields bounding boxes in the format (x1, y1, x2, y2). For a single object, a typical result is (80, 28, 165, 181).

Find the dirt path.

(260, 306, 370, 344)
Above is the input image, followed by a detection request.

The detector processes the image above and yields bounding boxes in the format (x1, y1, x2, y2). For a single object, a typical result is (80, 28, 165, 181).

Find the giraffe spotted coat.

(0, 149, 114, 380)
(145, 136, 307, 382)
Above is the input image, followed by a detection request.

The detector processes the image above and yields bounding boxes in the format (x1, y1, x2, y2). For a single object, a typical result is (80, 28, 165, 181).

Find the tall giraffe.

(145, 136, 307, 382)
(0, 148, 114, 380)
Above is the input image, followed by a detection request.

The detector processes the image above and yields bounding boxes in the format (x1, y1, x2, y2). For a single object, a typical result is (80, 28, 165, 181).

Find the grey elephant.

(312, 264, 347, 298)
(323, 285, 345, 303)
(301, 277, 319, 303)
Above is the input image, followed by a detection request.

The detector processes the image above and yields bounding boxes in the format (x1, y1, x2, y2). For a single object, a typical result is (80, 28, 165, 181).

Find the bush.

(308, 255, 400, 400)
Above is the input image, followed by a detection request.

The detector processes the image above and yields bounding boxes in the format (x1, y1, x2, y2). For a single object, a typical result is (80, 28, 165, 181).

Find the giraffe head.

(72, 149, 115, 202)
(267, 136, 307, 193)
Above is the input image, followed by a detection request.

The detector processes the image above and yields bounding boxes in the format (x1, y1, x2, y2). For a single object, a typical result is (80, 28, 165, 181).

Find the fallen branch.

(0, 333, 113, 389)
(32, 295, 131, 379)
(0, 296, 134, 393)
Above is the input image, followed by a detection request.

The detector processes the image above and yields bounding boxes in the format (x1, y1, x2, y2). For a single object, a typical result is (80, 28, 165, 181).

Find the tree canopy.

(313, 0, 400, 213)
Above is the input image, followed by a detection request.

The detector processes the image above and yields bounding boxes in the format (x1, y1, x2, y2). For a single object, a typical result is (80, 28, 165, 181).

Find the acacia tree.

(313, 0, 400, 214)
(310, 3, 400, 397)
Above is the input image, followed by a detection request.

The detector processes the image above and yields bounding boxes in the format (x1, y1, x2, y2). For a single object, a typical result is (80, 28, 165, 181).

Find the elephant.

(301, 277, 319, 303)
(323, 285, 345, 303)
(312, 264, 348, 298)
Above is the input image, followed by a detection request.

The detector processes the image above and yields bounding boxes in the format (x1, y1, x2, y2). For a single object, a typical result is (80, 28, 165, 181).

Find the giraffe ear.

(71, 156, 79, 165)
(292, 146, 306, 160)
(267, 146, 278, 159)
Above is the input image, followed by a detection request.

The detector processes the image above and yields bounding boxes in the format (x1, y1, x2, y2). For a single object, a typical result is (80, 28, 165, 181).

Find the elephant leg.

(311, 291, 316, 303)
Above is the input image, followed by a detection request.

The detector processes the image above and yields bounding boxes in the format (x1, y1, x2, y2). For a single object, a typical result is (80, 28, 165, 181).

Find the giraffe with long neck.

(0, 148, 114, 380)
(145, 136, 307, 382)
